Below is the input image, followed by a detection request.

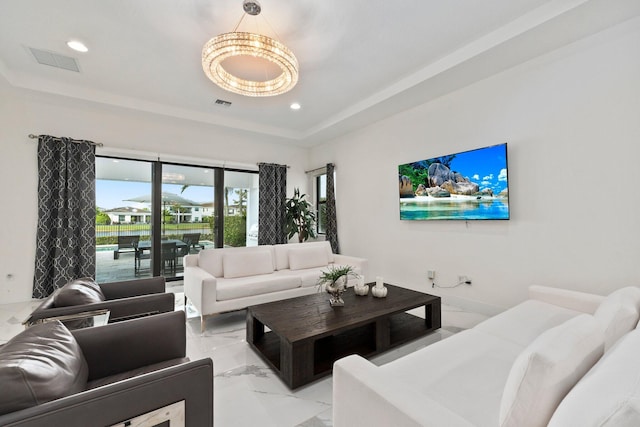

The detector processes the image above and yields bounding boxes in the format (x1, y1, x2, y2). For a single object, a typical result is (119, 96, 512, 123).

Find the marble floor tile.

(0, 291, 489, 426)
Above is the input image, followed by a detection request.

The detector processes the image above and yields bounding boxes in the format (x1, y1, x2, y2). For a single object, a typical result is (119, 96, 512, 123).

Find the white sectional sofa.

(184, 241, 368, 331)
(333, 285, 640, 427)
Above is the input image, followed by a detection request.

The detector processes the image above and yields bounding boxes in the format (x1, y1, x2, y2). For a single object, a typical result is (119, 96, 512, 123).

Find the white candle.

(376, 276, 384, 288)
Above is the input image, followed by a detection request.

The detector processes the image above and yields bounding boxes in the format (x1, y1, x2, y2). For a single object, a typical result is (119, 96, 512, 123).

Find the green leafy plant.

(317, 265, 356, 287)
(285, 188, 317, 243)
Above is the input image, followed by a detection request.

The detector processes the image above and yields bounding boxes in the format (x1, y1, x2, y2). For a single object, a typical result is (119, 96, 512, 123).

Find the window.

(316, 174, 327, 234)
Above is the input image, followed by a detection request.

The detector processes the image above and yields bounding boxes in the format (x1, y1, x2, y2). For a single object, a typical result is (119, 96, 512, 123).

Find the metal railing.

(96, 223, 214, 245)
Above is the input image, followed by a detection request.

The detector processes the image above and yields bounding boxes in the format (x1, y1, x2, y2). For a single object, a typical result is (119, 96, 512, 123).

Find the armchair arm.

(529, 285, 604, 314)
(333, 254, 369, 281)
(333, 355, 474, 427)
(25, 293, 174, 325)
(100, 276, 166, 299)
(73, 311, 186, 381)
(0, 358, 213, 427)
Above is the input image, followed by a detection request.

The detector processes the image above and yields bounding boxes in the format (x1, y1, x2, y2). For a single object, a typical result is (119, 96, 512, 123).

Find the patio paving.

(95, 241, 213, 283)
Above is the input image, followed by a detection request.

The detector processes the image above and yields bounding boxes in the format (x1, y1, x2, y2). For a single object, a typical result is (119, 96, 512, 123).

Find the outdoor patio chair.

(161, 241, 177, 274)
(113, 235, 140, 260)
(182, 232, 204, 253)
(134, 241, 150, 275)
(0, 311, 213, 426)
(24, 276, 173, 328)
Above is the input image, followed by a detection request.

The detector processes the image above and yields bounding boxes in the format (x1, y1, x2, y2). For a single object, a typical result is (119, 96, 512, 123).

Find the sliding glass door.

(96, 157, 257, 282)
(95, 157, 153, 283)
(224, 170, 259, 247)
(159, 164, 215, 278)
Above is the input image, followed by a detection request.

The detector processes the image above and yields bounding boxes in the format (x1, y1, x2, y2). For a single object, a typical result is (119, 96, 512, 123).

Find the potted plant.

(285, 188, 317, 243)
(317, 265, 357, 307)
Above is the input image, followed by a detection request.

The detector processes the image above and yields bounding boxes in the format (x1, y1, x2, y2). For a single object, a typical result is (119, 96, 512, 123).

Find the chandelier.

(202, 0, 299, 97)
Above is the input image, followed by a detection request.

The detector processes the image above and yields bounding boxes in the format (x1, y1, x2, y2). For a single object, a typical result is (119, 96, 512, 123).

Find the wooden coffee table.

(246, 284, 441, 389)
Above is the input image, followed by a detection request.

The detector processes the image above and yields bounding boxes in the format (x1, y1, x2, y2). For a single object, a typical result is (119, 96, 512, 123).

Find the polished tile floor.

(0, 283, 489, 426)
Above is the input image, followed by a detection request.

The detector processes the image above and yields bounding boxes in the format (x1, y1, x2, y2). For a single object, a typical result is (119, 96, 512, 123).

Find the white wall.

(0, 82, 308, 303)
(310, 18, 640, 314)
(2, 18, 639, 309)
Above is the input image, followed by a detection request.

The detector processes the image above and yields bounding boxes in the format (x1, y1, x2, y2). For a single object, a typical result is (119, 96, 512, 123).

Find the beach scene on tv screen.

(398, 143, 509, 220)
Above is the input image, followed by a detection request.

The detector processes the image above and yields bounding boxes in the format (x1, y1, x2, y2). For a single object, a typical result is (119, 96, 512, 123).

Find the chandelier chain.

(232, 11, 248, 33)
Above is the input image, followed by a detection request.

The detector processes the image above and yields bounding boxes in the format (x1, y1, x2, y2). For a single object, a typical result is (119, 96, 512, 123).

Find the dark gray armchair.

(0, 311, 213, 426)
(23, 277, 174, 327)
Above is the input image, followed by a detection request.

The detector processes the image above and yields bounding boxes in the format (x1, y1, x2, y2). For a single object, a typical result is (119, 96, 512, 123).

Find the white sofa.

(333, 285, 640, 427)
(184, 241, 368, 331)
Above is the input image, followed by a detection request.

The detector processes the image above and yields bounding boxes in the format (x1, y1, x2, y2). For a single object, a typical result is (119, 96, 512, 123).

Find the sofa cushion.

(198, 246, 275, 278)
(273, 268, 325, 288)
(0, 321, 88, 415)
(548, 328, 640, 427)
(475, 299, 583, 347)
(382, 328, 524, 427)
(594, 286, 640, 351)
(223, 250, 274, 279)
(216, 275, 301, 301)
(499, 314, 604, 427)
(53, 277, 105, 307)
(288, 246, 330, 270)
(273, 241, 334, 271)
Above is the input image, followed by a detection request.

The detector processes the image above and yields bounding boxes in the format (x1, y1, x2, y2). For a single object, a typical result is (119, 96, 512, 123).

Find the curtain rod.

(28, 134, 104, 147)
(256, 162, 290, 168)
(305, 165, 333, 174)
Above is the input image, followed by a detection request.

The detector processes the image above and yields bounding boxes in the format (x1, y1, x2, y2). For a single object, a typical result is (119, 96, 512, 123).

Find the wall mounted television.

(398, 143, 509, 220)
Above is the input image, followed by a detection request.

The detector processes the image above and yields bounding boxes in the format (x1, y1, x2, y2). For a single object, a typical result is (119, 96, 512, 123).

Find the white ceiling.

(1, 0, 639, 147)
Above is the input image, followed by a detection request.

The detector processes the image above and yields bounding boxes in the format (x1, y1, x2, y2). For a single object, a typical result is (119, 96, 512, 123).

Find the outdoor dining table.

(136, 239, 189, 253)
(134, 239, 189, 275)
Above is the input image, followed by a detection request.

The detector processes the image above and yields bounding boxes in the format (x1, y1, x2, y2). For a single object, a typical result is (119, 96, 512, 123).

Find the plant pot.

(327, 276, 347, 307)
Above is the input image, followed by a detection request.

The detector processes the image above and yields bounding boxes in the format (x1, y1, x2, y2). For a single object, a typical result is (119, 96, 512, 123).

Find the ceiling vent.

(214, 99, 232, 107)
(29, 47, 80, 72)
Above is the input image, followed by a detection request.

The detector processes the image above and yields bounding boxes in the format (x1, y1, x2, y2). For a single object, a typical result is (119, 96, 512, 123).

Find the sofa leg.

(201, 315, 206, 333)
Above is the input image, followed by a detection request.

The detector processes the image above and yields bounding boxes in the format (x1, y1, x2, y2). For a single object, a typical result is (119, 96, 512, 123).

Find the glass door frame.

(97, 155, 257, 281)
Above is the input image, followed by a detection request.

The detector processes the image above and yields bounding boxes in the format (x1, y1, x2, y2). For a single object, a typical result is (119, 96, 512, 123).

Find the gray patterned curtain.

(326, 163, 340, 254)
(33, 135, 96, 298)
(258, 163, 287, 245)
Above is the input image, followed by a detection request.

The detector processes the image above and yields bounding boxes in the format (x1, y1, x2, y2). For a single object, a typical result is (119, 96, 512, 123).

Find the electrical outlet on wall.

(458, 275, 472, 284)
(427, 270, 436, 280)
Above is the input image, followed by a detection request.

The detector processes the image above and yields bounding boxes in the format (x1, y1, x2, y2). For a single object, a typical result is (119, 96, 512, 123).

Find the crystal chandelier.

(202, 0, 298, 97)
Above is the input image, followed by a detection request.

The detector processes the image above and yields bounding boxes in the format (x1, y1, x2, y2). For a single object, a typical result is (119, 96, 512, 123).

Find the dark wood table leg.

(281, 339, 314, 389)
(246, 312, 264, 343)
(375, 318, 391, 352)
(425, 299, 442, 330)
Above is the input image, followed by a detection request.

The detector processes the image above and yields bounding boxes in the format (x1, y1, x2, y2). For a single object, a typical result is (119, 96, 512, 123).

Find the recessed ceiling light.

(290, 103, 301, 110)
(67, 40, 88, 53)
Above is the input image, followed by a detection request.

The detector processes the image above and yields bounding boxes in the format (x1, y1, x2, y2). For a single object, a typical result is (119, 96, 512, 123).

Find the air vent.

(215, 99, 232, 107)
(29, 47, 80, 72)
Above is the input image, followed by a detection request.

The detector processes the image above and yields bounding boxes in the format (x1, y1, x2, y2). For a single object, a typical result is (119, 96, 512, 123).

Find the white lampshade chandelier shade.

(202, 1, 299, 97)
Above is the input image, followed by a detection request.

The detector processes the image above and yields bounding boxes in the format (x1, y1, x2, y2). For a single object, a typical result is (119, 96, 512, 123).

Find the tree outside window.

(316, 174, 327, 234)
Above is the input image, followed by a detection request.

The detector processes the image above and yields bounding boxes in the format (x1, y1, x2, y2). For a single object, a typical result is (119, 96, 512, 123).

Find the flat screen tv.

(398, 143, 509, 220)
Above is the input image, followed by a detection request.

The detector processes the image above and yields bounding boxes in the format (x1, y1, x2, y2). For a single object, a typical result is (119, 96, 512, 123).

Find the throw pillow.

(0, 321, 88, 415)
(288, 246, 330, 271)
(223, 250, 274, 279)
(499, 314, 604, 427)
(53, 277, 105, 307)
(548, 328, 640, 427)
(594, 286, 640, 351)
